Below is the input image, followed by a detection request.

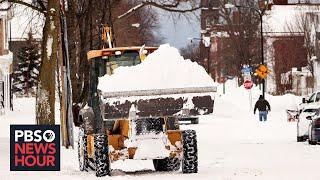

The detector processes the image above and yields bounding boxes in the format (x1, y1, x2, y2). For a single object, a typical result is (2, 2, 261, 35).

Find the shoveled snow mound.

(98, 44, 216, 92)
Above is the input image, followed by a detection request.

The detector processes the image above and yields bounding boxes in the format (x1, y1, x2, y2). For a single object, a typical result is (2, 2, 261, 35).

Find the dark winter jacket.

(254, 96, 271, 113)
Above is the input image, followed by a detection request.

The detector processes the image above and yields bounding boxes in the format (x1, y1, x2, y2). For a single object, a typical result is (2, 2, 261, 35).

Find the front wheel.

(182, 130, 198, 173)
(94, 134, 111, 177)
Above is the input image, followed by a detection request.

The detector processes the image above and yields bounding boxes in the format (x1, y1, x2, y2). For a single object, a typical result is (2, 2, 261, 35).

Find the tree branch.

(36, 0, 46, 11)
(0, 2, 12, 11)
(0, 0, 46, 14)
(118, 0, 201, 19)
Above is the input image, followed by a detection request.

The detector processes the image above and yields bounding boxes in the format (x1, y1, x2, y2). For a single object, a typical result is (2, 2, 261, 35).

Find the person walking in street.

(254, 95, 271, 121)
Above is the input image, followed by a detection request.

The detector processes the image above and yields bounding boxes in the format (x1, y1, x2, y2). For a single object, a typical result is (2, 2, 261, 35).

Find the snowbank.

(216, 79, 302, 113)
(264, 5, 320, 33)
(98, 44, 216, 92)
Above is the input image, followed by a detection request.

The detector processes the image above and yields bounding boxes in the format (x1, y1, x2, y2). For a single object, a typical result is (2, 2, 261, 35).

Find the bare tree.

(180, 42, 202, 62)
(287, 7, 320, 77)
(214, 0, 262, 80)
(1, 0, 60, 125)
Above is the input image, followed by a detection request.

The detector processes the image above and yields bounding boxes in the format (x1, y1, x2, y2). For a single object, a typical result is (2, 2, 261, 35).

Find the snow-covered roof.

(288, 0, 320, 3)
(10, 3, 44, 40)
(264, 5, 320, 34)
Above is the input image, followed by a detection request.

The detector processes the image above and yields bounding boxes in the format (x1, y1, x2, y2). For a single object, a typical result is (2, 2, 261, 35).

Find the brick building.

(265, 4, 320, 95)
(200, 0, 320, 94)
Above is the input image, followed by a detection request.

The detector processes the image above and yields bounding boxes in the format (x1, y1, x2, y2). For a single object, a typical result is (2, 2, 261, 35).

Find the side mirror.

(302, 98, 306, 104)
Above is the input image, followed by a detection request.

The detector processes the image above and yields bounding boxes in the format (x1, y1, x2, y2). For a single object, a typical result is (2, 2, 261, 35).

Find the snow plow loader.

(76, 26, 216, 177)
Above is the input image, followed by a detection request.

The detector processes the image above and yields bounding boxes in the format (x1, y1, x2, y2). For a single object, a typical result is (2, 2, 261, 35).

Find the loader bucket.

(101, 87, 216, 120)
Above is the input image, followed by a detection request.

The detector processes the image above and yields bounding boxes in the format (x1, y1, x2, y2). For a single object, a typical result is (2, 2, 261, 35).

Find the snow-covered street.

(1, 1, 320, 179)
(1, 82, 320, 180)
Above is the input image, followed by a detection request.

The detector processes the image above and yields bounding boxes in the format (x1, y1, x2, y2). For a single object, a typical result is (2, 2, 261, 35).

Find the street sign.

(255, 64, 269, 79)
(241, 67, 252, 74)
(244, 80, 253, 90)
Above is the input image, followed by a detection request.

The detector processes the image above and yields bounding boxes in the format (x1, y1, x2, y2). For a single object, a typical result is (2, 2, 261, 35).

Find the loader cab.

(105, 50, 140, 75)
(87, 46, 158, 76)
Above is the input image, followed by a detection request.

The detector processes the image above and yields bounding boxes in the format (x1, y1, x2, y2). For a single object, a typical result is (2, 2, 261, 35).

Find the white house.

(0, 2, 13, 112)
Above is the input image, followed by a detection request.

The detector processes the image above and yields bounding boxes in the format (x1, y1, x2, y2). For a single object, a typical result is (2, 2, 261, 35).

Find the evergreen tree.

(13, 31, 41, 96)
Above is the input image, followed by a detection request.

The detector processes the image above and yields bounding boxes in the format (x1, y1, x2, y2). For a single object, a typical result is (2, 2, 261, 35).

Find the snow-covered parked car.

(300, 91, 320, 112)
(297, 104, 320, 142)
(308, 116, 320, 145)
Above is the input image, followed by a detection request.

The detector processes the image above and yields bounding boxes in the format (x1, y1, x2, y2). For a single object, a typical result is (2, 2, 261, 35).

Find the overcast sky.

(156, 9, 201, 49)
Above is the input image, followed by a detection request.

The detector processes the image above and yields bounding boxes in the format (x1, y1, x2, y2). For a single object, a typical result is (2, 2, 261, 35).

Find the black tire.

(191, 118, 199, 124)
(94, 134, 111, 177)
(182, 130, 198, 173)
(153, 157, 181, 171)
(309, 139, 317, 145)
(297, 136, 304, 142)
(78, 128, 88, 171)
(309, 134, 317, 145)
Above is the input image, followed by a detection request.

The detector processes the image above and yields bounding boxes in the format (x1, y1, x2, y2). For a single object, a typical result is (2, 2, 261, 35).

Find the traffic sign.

(255, 64, 269, 79)
(241, 67, 252, 74)
(244, 80, 253, 89)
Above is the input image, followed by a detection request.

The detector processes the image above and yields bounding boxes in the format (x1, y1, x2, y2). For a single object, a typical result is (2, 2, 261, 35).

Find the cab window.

(308, 93, 316, 103)
(106, 51, 140, 75)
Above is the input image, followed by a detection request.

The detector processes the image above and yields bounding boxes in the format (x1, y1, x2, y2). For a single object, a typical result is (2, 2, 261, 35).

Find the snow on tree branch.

(0, 0, 46, 13)
(118, 0, 201, 19)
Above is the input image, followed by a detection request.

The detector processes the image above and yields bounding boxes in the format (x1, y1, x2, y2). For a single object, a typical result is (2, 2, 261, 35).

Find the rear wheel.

(182, 130, 198, 173)
(153, 157, 181, 171)
(94, 134, 111, 177)
(78, 128, 88, 171)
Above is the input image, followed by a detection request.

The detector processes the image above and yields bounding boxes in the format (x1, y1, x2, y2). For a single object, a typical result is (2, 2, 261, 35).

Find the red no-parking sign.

(244, 80, 253, 90)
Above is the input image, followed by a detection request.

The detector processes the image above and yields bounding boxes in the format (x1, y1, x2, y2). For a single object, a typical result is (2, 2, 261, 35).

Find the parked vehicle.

(300, 91, 320, 109)
(308, 116, 320, 145)
(297, 104, 320, 142)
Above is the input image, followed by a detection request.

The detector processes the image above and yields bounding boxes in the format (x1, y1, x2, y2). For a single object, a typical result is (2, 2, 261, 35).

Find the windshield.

(303, 108, 319, 114)
(106, 51, 140, 74)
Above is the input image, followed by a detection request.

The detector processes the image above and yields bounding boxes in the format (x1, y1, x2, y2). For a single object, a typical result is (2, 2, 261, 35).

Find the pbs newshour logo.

(10, 125, 60, 171)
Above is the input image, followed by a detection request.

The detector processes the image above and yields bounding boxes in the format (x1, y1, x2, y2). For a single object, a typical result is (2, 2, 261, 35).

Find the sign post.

(242, 65, 253, 110)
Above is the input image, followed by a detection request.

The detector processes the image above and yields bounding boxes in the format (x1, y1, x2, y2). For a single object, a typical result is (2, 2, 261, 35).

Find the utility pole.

(59, 0, 74, 148)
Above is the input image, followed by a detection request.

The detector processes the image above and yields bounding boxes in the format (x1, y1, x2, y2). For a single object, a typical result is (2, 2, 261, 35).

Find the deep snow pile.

(264, 5, 320, 33)
(216, 79, 302, 113)
(98, 44, 216, 92)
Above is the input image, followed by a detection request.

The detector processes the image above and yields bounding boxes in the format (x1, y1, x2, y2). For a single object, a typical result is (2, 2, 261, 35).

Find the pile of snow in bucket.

(98, 44, 216, 92)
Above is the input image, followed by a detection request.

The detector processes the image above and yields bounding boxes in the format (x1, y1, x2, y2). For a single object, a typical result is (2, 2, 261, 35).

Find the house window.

(208, 0, 218, 7)
(206, 17, 213, 28)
